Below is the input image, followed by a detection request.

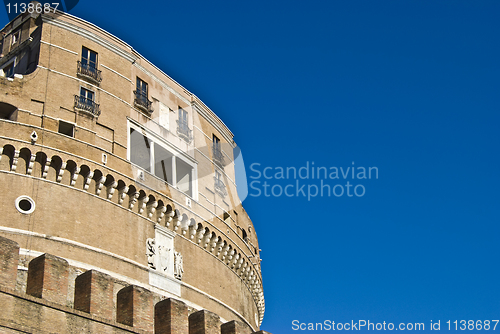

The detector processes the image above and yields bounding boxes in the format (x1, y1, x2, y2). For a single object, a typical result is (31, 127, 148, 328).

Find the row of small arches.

(0, 143, 264, 320)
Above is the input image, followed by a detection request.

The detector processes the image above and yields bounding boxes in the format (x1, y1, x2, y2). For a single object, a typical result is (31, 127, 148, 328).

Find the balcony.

(176, 120, 193, 143)
(212, 144, 225, 167)
(134, 90, 153, 113)
(77, 61, 102, 83)
(74, 95, 101, 117)
(214, 178, 227, 198)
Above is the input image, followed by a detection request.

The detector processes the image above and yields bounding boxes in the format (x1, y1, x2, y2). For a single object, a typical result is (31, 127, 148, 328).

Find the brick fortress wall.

(0, 235, 270, 334)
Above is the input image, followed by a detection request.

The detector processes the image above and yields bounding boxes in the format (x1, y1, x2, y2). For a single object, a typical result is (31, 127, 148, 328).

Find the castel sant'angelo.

(0, 4, 268, 333)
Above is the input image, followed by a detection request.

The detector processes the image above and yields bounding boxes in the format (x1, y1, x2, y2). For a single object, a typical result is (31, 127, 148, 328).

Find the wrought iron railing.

(134, 90, 153, 113)
(74, 95, 101, 117)
(176, 120, 193, 142)
(212, 144, 225, 167)
(77, 61, 102, 83)
(214, 178, 227, 197)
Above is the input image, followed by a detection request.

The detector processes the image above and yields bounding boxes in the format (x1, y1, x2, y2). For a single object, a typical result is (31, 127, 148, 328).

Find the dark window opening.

(3, 63, 14, 78)
(134, 77, 152, 112)
(58, 121, 74, 137)
(212, 134, 224, 166)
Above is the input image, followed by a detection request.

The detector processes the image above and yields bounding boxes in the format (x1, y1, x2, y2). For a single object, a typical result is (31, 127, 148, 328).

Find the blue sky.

(3, 1, 500, 332)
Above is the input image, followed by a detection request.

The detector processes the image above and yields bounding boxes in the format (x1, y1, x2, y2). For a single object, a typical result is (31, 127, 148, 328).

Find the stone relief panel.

(147, 224, 181, 295)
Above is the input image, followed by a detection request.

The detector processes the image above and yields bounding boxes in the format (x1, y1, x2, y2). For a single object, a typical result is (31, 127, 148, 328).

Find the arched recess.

(0, 145, 15, 171)
(90, 169, 104, 195)
(104, 174, 117, 200)
(17, 147, 31, 175)
(77, 165, 91, 190)
(33, 152, 48, 177)
(47, 155, 63, 182)
(63, 160, 78, 186)
(0, 102, 18, 121)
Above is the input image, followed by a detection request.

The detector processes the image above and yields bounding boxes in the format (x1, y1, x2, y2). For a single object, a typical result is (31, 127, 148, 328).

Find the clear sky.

(2, 1, 500, 332)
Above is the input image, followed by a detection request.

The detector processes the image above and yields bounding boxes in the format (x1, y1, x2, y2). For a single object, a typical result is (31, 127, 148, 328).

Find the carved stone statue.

(174, 251, 184, 280)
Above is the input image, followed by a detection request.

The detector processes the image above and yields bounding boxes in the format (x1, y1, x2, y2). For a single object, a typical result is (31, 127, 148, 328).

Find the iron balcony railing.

(176, 120, 193, 142)
(77, 61, 102, 83)
(212, 144, 225, 167)
(74, 95, 101, 117)
(134, 90, 153, 113)
(214, 178, 227, 197)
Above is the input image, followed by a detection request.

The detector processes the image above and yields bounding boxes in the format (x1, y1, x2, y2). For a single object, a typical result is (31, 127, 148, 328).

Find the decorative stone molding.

(0, 142, 265, 324)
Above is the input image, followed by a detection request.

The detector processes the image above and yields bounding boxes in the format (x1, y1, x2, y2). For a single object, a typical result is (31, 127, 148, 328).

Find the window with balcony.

(214, 170, 227, 198)
(212, 134, 224, 167)
(78, 47, 102, 83)
(134, 77, 153, 113)
(176, 106, 192, 142)
(129, 122, 197, 198)
(74, 87, 100, 117)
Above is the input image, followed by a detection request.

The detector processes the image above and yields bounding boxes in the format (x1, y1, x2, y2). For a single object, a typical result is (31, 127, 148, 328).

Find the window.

(176, 106, 192, 142)
(78, 47, 102, 82)
(11, 30, 20, 46)
(214, 170, 227, 197)
(74, 87, 100, 116)
(3, 63, 14, 78)
(130, 128, 151, 172)
(81, 47, 97, 69)
(134, 77, 152, 112)
(80, 87, 94, 102)
(58, 120, 74, 137)
(212, 135, 224, 167)
(128, 122, 197, 198)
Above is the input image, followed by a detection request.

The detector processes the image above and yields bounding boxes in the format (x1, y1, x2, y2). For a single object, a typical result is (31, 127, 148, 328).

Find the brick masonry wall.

(0, 236, 271, 334)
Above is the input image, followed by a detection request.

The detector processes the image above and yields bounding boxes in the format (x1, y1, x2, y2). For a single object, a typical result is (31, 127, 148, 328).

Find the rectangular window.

(11, 30, 20, 45)
(78, 47, 102, 82)
(130, 127, 152, 172)
(176, 106, 192, 142)
(178, 107, 187, 125)
(176, 158, 192, 197)
(214, 170, 227, 197)
(137, 77, 148, 98)
(81, 47, 97, 69)
(3, 63, 14, 78)
(80, 87, 94, 102)
(154, 143, 173, 183)
(134, 77, 152, 112)
(212, 134, 224, 166)
(74, 87, 100, 116)
(58, 121, 75, 137)
(128, 122, 196, 198)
